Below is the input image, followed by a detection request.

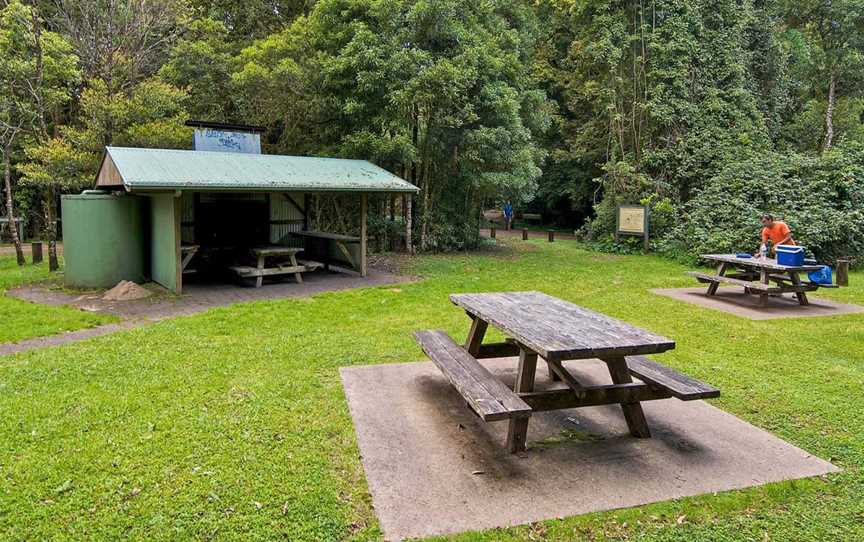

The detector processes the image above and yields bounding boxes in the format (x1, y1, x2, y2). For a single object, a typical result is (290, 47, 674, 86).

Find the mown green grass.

(0, 241, 861, 541)
(0, 257, 115, 344)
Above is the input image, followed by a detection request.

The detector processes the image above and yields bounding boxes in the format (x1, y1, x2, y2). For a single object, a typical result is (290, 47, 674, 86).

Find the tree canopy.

(1, 0, 862, 264)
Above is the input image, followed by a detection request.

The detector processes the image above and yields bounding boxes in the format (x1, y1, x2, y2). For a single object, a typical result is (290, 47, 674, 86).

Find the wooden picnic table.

(414, 291, 719, 453)
(688, 254, 833, 307)
(229, 245, 322, 287)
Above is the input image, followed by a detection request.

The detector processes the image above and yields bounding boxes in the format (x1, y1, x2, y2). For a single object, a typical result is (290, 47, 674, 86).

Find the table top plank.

(701, 254, 823, 273)
(450, 291, 675, 361)
(252, 246, 303, 256)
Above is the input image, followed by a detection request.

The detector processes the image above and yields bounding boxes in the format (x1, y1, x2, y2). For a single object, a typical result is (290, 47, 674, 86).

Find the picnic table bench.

(230, 246, 322, 287)
(414, 291, 719, 453)
(688, 254, 836, 307)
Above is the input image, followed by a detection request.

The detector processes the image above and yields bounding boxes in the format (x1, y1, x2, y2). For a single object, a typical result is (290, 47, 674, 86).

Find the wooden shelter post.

(360, 193, 368, 277)
(174, 192, 183, 295)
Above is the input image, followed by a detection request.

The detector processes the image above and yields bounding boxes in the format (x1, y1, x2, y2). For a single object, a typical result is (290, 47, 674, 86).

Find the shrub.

(662, 143, 864, 264)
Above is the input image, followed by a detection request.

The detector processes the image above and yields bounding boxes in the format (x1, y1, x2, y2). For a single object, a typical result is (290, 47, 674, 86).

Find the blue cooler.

(776, 245, 805, 266)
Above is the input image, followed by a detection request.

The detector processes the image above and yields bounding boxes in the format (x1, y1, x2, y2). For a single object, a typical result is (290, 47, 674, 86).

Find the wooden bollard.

(836, 259, 849, 287)
(547, 230, 555, 242)
(490, 226, 496, 239)
(31, 242, 43, 264)
(522, 228, 528, 241)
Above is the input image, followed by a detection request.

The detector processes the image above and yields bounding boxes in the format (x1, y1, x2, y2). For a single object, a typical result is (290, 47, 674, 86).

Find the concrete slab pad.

(341, 359, 838, 541)
(651, 287, 864, 320)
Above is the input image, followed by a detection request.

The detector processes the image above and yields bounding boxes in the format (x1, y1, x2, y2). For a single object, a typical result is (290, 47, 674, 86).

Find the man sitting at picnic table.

(756, 214, 795, 256)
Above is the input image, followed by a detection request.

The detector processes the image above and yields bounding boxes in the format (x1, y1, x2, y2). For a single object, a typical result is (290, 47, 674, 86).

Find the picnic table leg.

(316, 238, 329, 271)
(321, 239, 329, 271)
(759, 268, 770, 307)
(789, 272, 809, 306)
(255, 254, 265, 288)
(707, 263, 727, 296)
(464, 315, 488, 356)
(506, 348, 537, 453)
(289, 252, 304, 284)
(603, 356, 651, 438)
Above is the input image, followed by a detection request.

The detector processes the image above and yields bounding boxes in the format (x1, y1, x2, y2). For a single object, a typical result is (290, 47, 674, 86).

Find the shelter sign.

(615, 204, 649, 251)
(193, 128, 261, 154)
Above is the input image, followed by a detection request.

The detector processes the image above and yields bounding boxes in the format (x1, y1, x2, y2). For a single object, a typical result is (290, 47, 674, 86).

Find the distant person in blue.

(503, 201, 513, 230)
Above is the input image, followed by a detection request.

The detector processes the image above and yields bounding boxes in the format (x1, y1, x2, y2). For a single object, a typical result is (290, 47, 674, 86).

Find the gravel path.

(0, 321, 142, 357)
(2, 269, 410, 356)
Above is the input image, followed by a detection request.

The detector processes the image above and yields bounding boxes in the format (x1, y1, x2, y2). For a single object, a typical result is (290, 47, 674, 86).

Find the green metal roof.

(101, 147, 419, 193)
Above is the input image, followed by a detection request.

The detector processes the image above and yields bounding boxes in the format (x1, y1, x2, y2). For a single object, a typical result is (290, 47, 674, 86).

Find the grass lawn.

(0, 241, 862, 541)
(0, 257, 116, 344)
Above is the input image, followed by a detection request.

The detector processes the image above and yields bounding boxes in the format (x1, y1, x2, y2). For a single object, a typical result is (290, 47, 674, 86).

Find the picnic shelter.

(60, 122, 418, 294)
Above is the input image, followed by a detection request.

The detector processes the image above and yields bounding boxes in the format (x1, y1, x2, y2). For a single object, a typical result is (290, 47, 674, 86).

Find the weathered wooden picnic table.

(687, 254, 834, 307)
(229, 246, 322, 287)
(414, 291, 719, 453)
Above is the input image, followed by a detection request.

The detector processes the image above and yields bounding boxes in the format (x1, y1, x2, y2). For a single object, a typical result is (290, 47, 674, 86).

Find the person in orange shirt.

(756, 214, 795, 256)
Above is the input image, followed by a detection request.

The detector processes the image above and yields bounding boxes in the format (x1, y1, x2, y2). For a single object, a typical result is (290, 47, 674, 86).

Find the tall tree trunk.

(31, 5, 60, 270)
(44, 187, 59, 271)
(419, 162, 431, 251)
(31, 7, 48, 140)
(3, 145, 26, 266)
(822, 73, 836, 152)
(419, 200, 428, 251)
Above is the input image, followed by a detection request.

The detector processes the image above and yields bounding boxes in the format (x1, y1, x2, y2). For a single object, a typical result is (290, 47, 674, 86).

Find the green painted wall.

(149, 194, 180, 293)
(61, 193, 147, 288)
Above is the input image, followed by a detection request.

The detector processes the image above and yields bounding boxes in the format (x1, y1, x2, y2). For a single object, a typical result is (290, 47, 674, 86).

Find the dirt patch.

(102, 280, 152, 301)
(368, 253, 414, 275)
(494, 241, 538, 259)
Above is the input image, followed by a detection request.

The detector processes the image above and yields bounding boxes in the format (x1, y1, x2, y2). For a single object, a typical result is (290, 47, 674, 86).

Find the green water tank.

(61, 192, 147, 288)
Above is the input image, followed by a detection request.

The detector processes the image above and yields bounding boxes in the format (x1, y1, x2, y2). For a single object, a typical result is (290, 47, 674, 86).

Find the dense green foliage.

(663, 142, 864, 262)
(533, 0, 864, 262)
(1, 244, 863, 540)
(227, 0, 550, 249)
(1, 0, 862, 259)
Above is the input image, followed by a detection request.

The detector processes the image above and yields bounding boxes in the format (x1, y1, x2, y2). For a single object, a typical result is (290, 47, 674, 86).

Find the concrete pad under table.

(652, 286, 864, 320)
(340, 359, 838, 541)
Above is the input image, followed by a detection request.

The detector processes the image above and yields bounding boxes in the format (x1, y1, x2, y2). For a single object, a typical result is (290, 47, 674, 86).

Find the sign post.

(615, 205, 649, 252)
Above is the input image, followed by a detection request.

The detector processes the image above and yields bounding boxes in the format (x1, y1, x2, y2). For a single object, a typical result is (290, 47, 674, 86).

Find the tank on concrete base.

(61, 192, 147, 288)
